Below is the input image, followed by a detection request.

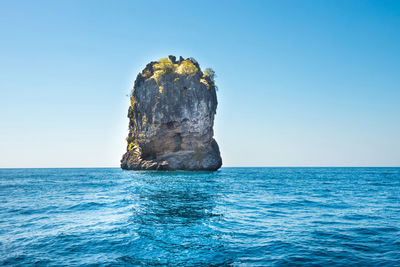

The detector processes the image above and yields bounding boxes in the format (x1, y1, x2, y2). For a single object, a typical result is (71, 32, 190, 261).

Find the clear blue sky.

(1, 0, 399, 167)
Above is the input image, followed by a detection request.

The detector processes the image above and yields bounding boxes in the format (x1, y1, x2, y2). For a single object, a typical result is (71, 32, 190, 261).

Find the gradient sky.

(1, 0, 399, 167)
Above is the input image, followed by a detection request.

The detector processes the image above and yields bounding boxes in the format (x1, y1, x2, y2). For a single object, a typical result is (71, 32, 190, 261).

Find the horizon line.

(1, 166, 399, 169)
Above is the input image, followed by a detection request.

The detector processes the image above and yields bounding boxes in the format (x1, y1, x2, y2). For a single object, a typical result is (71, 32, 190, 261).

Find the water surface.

(0, 167, 399, 265)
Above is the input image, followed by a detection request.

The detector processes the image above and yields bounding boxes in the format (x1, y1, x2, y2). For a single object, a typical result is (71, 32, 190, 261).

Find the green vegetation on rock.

(144, 57, 217, 91)
(152, 58, 177, 84)
(203, 68, 215, 81)
(150, 58, 199, 84)
(203, 68, 217, 90)
(126, 135, 134, 143)
(176, 60, 198, 75)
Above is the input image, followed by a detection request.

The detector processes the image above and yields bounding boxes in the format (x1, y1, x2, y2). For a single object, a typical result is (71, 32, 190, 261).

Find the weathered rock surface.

(121, 56, 222, 171)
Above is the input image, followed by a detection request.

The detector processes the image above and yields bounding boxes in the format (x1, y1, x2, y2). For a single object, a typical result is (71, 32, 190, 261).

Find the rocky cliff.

(121, 56, 222, 171)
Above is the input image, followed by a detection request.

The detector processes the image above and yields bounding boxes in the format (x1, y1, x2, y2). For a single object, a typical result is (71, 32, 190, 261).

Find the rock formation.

(120, 56, 222, 171)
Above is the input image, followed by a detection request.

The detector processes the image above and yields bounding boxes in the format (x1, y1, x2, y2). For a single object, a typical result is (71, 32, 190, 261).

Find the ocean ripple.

(0, 167, 399, 266)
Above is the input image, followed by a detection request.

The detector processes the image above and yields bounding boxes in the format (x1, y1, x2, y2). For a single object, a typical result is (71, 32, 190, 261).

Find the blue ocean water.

(0, 168, 399, 266)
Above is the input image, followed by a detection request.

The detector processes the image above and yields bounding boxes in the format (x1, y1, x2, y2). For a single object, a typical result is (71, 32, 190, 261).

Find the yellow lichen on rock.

(200, 78, 209, 88)
(142, 114, 147, 126)
(152, 70, 164, 84)
(142, 69, 151, 78)
(152, 58, 177, 84)
(176, 60, 198, 75)
(128, 142, 135, 150)
(150, 58, 198, 83)
(159, 85, 164, 94)
(153, 58, 176, 73)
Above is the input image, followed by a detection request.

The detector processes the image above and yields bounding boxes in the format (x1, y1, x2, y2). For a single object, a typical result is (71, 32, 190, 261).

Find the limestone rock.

(120, 56, 222, 171)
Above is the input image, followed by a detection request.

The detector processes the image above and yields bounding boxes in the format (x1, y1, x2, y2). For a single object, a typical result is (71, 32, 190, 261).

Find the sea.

(0, 167, 399, 266)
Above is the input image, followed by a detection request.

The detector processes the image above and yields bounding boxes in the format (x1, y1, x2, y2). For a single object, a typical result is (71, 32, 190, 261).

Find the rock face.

(121, 56, 222, 171)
